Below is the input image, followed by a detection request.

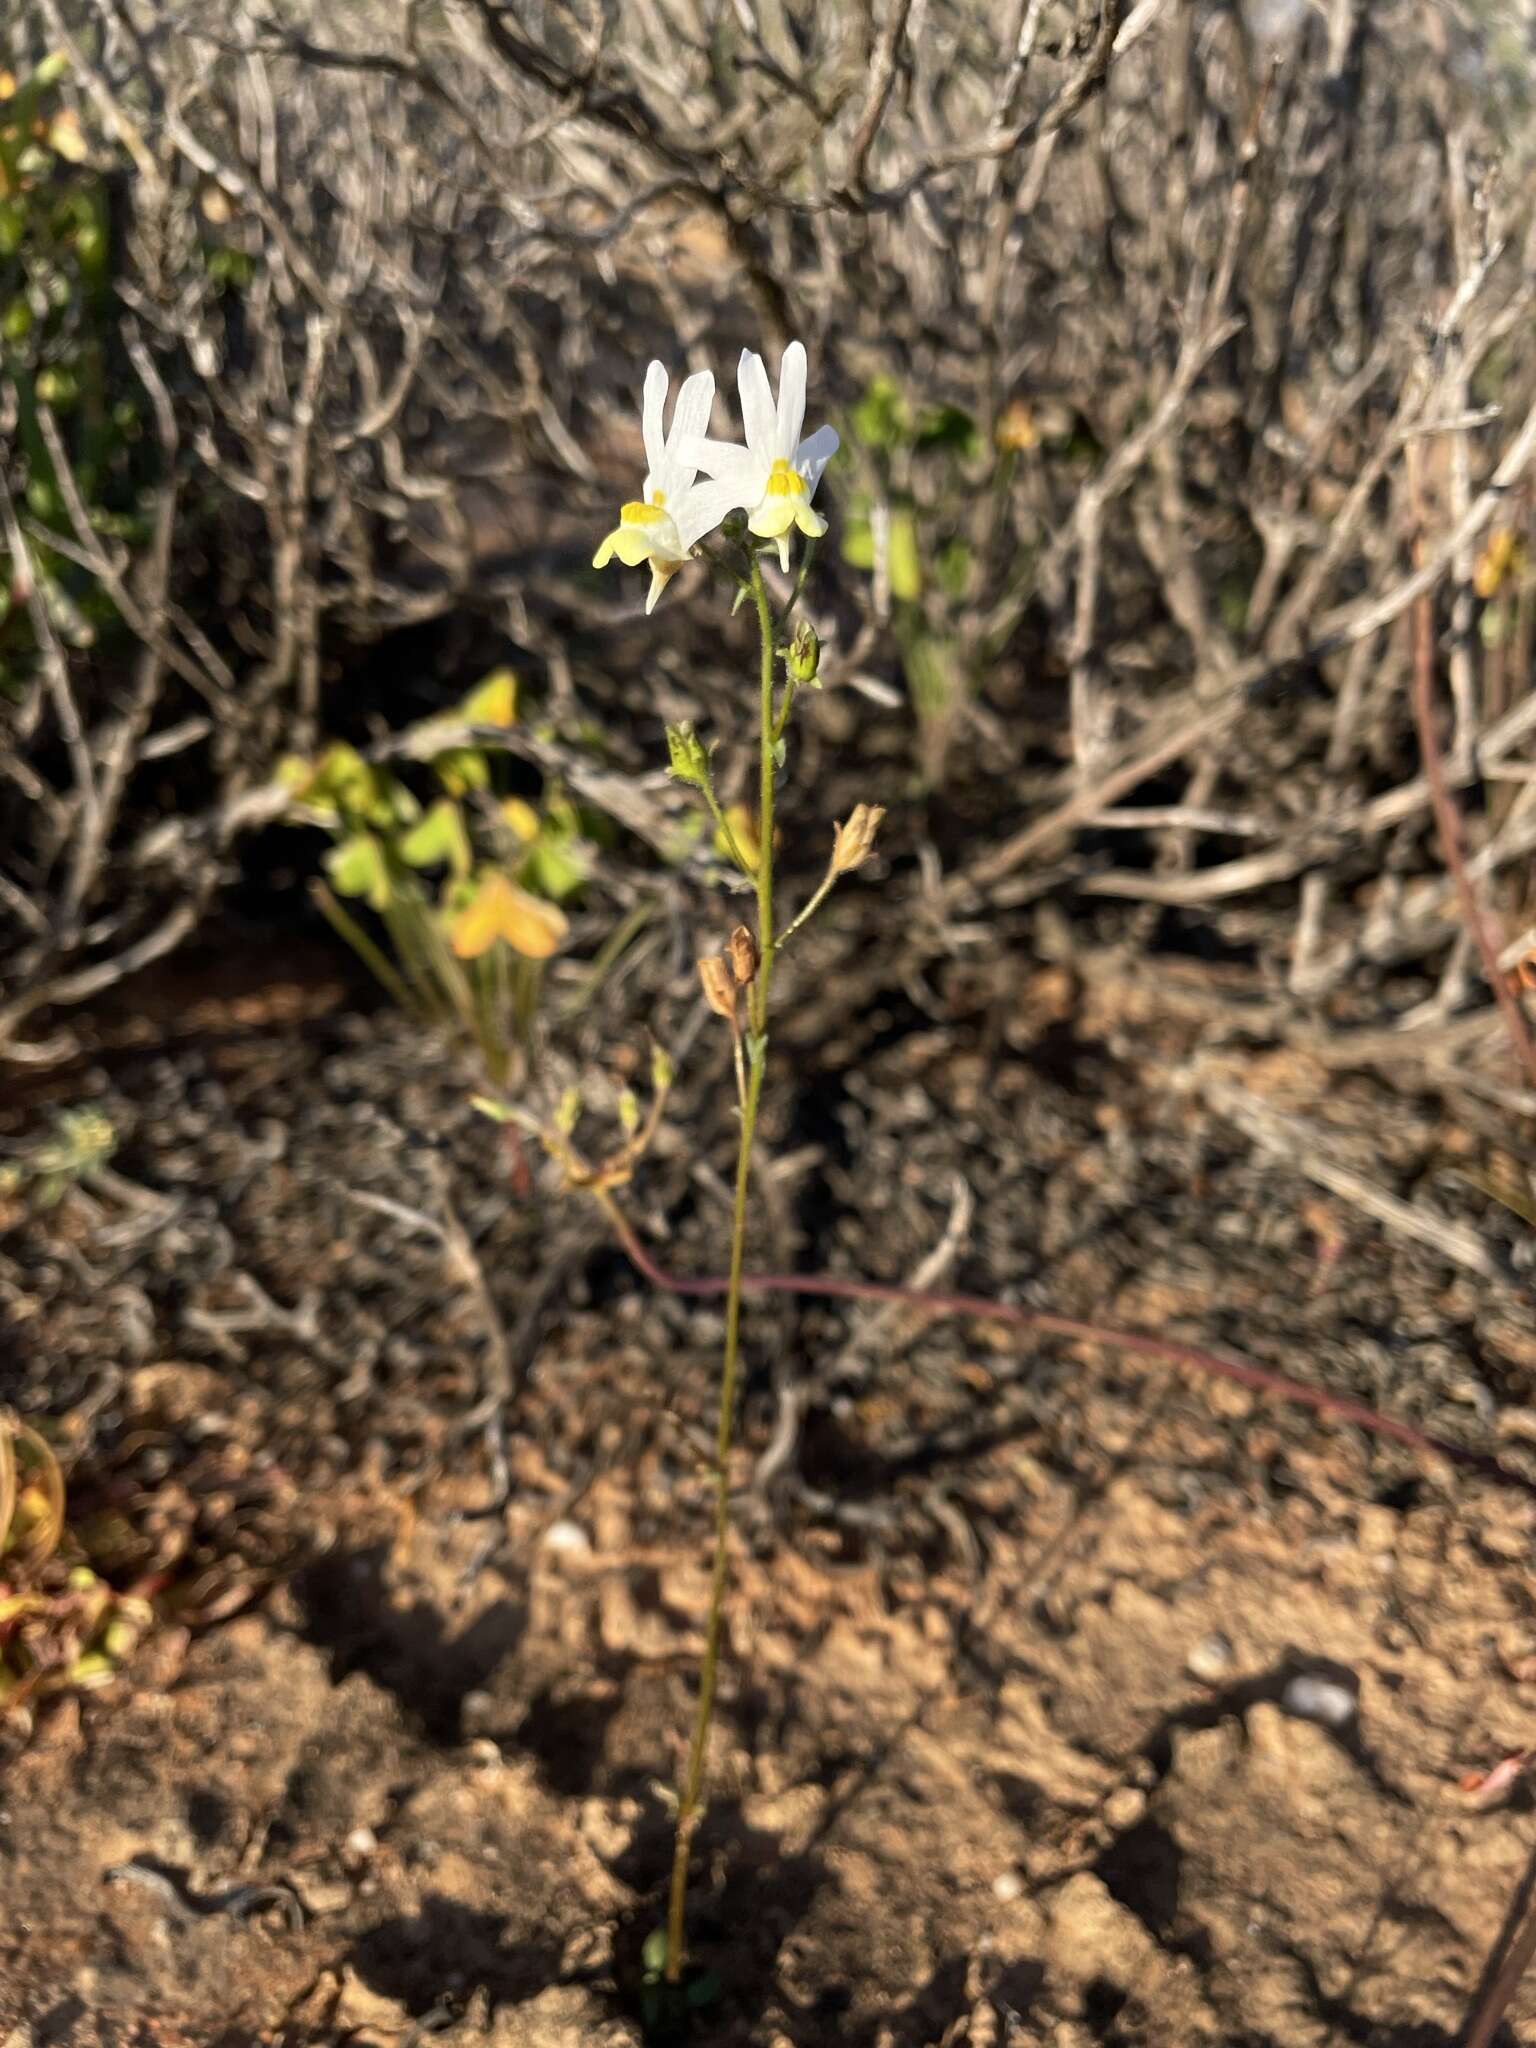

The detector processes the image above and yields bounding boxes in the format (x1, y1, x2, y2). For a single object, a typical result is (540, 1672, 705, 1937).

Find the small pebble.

(1281, 1672, 1356, 1728)
(1103, 1786, 1147, 1831)
(1186, 1631, 1234, 1683)
(291, 1873, 352, 1916)
(542, 1518, 593, 1558)
(1355, 1506, 1397, 1553)
(992, 1870, 1024, 1902)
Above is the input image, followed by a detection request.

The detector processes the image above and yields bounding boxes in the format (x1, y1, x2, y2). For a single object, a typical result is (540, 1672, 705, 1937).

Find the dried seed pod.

(728, 925, 759, 985)
(831, 803, 886, 876)
(697, 954, 737, 1020)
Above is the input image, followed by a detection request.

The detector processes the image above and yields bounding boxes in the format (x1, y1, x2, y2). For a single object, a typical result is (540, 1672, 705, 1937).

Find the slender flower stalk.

(580, 333, 859, 1993)
(664, 551, 778, 1983)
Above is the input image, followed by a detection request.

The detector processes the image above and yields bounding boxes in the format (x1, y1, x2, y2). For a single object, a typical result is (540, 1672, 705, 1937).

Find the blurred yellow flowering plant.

(280, 668, 584, 1089)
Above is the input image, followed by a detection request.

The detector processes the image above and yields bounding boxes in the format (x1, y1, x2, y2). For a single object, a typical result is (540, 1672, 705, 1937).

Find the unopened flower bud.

(618, 1088, 640, 1134)
(650, 1043, 674, 1093)
(665, 720, 710, 789)
(728, 924, 759, 986)
(555, 1085, 582, 1135)
(831, 803, 886, 876)
(697, 953, 737, 1020)
(786, 620, 821, 686)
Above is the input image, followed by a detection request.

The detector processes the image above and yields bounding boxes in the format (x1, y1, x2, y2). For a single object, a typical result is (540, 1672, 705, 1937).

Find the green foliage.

(0, 55, 141, 700)
(0, 1106, 116, 1208)
(283, 672, 590, 1090)
(1, 1411, 153, 1715)
(636, 1922, 723, 2039)
(840, 373, 1003, 771)
(850, 371, 910, 451)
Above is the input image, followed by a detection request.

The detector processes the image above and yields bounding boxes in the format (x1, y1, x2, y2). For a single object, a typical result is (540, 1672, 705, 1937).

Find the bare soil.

(4, 935, 1536, 2047)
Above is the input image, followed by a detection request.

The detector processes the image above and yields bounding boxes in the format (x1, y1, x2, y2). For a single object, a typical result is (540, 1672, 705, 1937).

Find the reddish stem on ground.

(600, 1200, 1528, 1494)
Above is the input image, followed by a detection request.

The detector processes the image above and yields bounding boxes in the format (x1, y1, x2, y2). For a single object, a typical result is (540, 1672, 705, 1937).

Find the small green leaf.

(852, 373, 910, 450)
(460, 666, 519, 726)
(888, 507, 922, 602)
(841, 518, 875, 572)
(308, 743, 386, 821)
(524, 838, 587, 903)
(399, 797, 472, 876)
(470, 1095, 514, 1123)
(435, 746, 490, 796)
(325, 832, 392, 910)
(641, 1927, 669, 1976)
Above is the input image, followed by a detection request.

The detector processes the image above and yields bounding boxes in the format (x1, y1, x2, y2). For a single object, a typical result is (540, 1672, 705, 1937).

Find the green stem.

(309, 882, 417, 1016)
(698, 780, 757, 881)
(752, 553, 777, 1027)
(664, 550, 778, 1985)
(775, 865, 839, 952)
(772, 678, 798, 744)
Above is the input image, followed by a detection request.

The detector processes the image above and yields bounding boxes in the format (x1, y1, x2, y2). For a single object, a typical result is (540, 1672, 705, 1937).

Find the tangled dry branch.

(0, 0, 1533, 1103)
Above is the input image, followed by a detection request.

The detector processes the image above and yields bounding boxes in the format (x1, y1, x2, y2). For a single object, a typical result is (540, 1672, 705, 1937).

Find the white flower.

(593, 362, 741, 614)
(681, 341, 840, 572)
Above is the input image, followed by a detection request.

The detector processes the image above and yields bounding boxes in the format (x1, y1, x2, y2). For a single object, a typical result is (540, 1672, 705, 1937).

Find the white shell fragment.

(1280, 1672, 1357, 1729)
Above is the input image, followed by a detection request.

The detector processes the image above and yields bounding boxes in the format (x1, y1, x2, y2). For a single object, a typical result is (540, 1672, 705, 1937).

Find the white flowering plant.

(580, 337, 882, 1996)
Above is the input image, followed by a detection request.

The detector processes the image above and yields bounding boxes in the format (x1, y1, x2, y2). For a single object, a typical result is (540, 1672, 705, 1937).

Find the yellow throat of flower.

(763, 457, 807, 498)
(621, 494, 667, 526)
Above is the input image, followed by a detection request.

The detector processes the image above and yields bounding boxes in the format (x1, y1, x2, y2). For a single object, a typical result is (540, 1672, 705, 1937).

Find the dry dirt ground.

(4, 942, 1536, 2047)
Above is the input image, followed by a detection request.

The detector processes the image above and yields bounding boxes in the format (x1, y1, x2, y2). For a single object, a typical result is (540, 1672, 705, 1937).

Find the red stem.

(601, 1200, 1529, 1493)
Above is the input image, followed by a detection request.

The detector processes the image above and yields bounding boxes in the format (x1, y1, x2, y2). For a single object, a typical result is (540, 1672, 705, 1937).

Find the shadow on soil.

(292, 1541, 525, 1742)
(348, 1893, 567, 2019)
(606, 1797, 832, 2042)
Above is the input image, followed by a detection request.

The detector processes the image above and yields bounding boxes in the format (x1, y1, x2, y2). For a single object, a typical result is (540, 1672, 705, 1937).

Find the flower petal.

(776, 341, 807, 459)
(747, 495, 799, 540)
(646, 561, 685, 614)
(595, 524, 668, 569)
(641, 361, 668, 477)
(737, 349, 776, 457)
(794, 424, 840, 500)
(668, 369, 715, 456)
(678, 436, 765, 504)
(675, 477, 744, 550)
